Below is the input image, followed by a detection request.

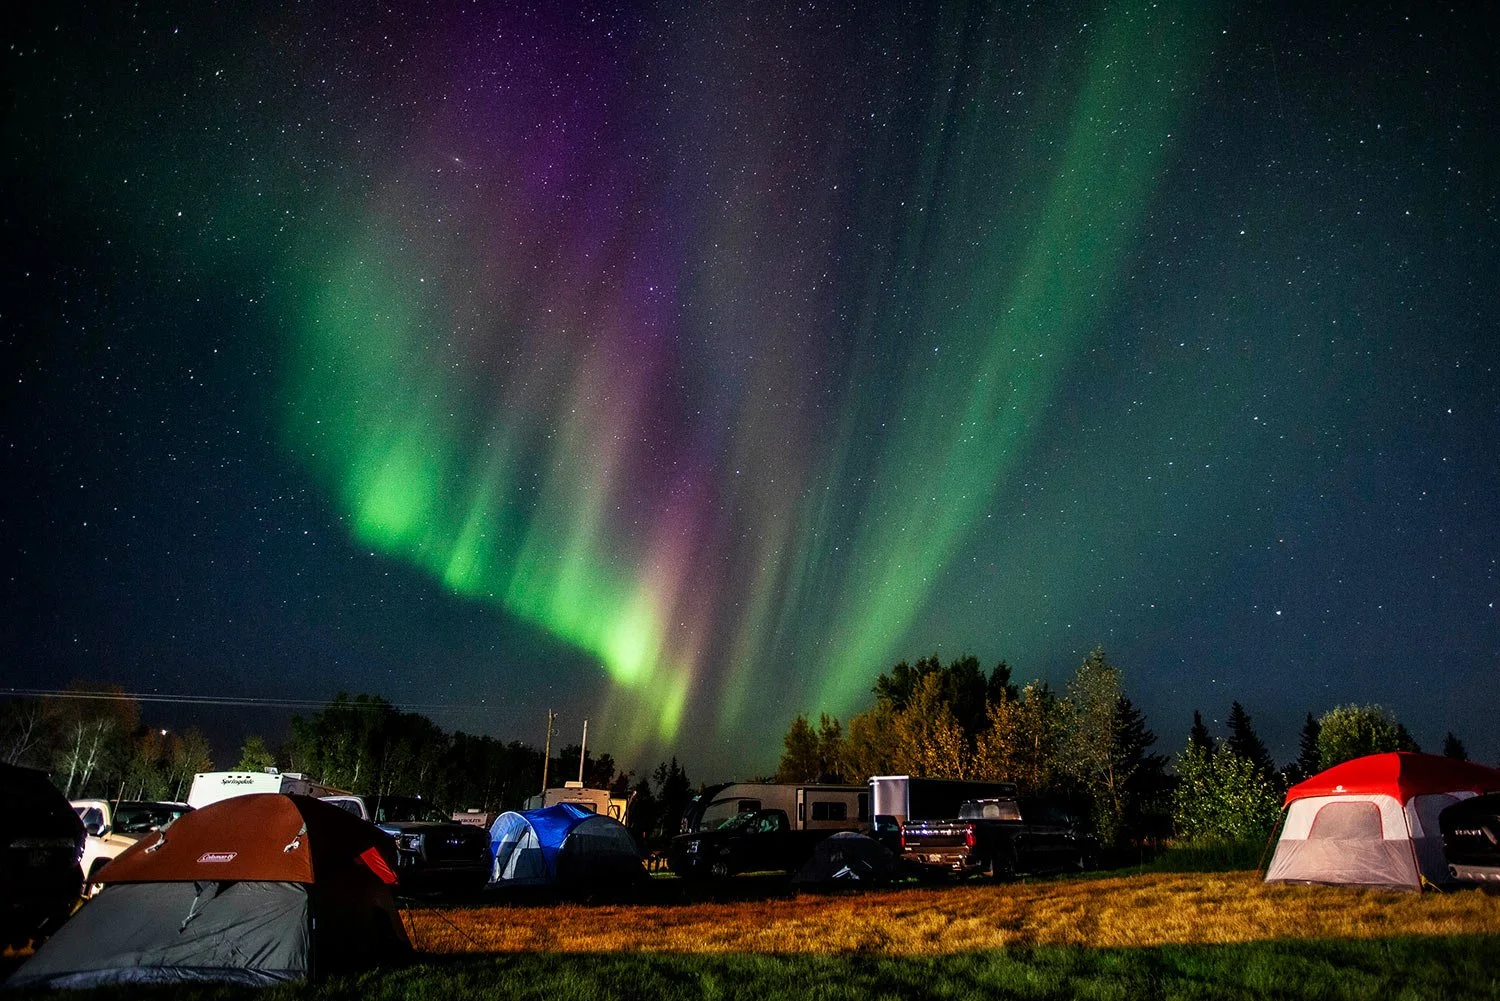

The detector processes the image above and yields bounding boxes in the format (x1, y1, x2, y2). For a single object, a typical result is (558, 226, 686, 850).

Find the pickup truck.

(71, 799, 192, 895)
(1439, 792, 1500, 885)
(898, 798, 1096, 878)
(320, 794, 492, 894)
(667, 808, 833, 879)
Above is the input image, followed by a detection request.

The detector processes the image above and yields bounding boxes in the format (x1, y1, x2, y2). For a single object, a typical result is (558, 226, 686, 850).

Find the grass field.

(403, 871, 1500, 954)
(6, 872, 1498, 999)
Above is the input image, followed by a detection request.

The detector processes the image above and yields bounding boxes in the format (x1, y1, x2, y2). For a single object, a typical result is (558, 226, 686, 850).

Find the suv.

(2, 764, 84, 946)
(321, 794, 491, 894)
(71, 799, 193, 895)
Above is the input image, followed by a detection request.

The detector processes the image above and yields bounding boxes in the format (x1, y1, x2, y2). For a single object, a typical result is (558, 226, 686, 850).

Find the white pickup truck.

(70, 799, 193, 894)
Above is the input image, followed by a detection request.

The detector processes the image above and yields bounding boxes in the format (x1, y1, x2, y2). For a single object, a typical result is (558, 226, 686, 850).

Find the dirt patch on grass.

(403, 871, 1500, 955)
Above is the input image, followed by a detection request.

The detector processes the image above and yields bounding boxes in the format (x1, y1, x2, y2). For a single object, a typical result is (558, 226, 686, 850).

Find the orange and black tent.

(7, 794, 408, 988)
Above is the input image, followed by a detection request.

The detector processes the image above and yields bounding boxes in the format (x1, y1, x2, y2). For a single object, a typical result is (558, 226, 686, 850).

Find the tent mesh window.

(1307, 801, 1382, 840)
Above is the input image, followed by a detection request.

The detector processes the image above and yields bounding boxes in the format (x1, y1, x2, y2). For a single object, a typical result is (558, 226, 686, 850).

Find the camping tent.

(488, 803, 643, 889)
(6, 794, 409, 989)
(1264, 752, 1500, 892)
(792, 832, 900, 888)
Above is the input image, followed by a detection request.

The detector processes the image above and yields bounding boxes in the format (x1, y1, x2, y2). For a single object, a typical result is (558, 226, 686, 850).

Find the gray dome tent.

(5, 794, 408, 989)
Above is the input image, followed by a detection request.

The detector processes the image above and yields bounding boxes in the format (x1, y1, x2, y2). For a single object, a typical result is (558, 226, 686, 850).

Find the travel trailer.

(681, 782, 867, 833)
(186, 769, 345, 809)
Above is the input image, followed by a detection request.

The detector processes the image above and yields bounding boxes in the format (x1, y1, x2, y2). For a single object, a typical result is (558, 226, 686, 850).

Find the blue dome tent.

(488, 804, 643, 889)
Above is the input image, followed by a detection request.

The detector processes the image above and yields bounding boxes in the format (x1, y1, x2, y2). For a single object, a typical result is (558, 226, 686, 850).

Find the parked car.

(320, 794, 491, 894)
(71, 799, 193, 895)
(898, 797, 1097, 878)
(668, 808, 840, 878)
(1, 764, 84, 946)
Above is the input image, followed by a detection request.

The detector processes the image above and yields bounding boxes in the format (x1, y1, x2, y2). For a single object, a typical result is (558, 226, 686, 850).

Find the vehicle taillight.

(964, 823, 976, 849)
(899, 827, 906, 850)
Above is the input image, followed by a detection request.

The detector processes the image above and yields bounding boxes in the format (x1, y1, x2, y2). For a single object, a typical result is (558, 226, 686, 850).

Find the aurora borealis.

(6, 0, 1498, 773)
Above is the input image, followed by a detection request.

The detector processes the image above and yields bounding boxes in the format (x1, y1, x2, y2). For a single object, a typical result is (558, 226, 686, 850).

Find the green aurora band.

(276, 1, 1222, 755)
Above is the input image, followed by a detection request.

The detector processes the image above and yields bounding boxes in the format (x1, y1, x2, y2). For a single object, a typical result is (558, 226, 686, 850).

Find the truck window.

(859, 793, 868, 821)
(811, 801, 847, 822)
(330, 799, 363, 817)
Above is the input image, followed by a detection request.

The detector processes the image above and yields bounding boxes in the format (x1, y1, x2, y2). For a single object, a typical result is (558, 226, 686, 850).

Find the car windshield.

(113, 803, 191, 834)
(718, 810, 759, 831)
(374, 797, 449, 824)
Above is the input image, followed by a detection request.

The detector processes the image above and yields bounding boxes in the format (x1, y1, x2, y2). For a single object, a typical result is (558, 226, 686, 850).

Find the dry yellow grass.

(402, 872, 1500, 956)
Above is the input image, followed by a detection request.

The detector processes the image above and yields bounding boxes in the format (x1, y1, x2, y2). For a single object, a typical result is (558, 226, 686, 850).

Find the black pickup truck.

(1439, 793, 1500, 885)
(667, 808, 830, 878)
(898, 798, 1095, 878)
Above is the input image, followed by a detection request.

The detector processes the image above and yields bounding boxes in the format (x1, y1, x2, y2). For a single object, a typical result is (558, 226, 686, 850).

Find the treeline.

(0, 684, 213, 801)
(777, 648, 1165, 846)
(777, 648, 1476, 851)
(0, 686, 696, 842)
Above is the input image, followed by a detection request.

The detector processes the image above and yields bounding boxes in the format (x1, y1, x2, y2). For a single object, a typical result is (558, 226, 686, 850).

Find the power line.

(0, 688, 497, 715)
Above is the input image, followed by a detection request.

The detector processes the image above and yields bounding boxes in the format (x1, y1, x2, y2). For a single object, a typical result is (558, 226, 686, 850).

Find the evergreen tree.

(776, 714, 821, 782)
(651, 757, 693, 838)
(1187, 710, 1213, 754)
(1394, 723, 1421, 753)
(1114, 696, 1169, 843)
(986, 660, 1018, 707)
(1294, 713, 1321, 779)
(1442, 732, 1468, 761)
(1225, 702, 1273, 776)
(943, 655, 990, 743)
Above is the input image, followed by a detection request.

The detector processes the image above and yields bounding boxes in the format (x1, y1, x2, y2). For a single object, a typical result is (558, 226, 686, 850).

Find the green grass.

(7, 936, 1498, 1001)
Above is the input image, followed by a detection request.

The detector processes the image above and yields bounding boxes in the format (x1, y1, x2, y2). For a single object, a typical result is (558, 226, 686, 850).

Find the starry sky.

(5, 0, 1498, 777)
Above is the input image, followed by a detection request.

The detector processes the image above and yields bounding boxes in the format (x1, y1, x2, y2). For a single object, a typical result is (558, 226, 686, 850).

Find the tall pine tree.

(1225, 702, 1273, 776)
(1187, 711, 1213, 753)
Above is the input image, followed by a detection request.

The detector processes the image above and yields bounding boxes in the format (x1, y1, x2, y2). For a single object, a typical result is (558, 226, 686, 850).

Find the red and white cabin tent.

(1265, 752, 1500, 891)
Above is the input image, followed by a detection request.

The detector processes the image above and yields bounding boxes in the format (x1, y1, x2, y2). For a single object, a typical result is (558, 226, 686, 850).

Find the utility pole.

(577, 718, 589, 785)
(539, 708, 557, 797)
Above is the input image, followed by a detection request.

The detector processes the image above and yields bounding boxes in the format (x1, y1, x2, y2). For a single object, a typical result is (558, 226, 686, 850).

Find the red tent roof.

(98, 793, 398, 885)
(1284, 752, 1500, 806)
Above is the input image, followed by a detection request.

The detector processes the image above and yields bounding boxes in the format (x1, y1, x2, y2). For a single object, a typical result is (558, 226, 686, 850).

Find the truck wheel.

(990, 851, 1017, 881)
(709, 860, 731, 879)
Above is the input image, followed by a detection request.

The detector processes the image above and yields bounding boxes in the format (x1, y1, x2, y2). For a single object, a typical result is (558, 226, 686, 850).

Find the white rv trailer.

(683, 782, 868, 833)
(186, 769, 347, 809)
(524, 781, 630, 821)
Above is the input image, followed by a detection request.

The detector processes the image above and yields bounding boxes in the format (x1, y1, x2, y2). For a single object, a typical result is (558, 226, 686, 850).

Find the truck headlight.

(397, 834, 424, 852)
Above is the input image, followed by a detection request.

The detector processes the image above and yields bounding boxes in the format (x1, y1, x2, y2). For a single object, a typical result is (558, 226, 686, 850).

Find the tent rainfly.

(5, 794, 409, 989)
(1264, 752, 1500, 892)
(488, 803, 643, 888)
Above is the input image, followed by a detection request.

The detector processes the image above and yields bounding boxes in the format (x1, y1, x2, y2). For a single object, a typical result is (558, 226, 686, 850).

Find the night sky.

(5, 1, 1497, 778)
